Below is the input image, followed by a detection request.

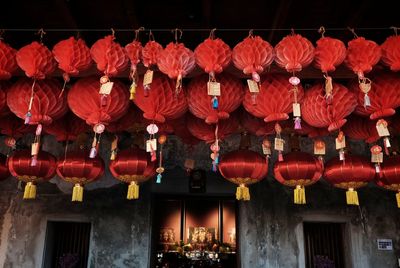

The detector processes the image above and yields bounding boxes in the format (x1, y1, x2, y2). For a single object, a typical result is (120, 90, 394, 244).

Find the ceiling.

(1, 0, 398, 49)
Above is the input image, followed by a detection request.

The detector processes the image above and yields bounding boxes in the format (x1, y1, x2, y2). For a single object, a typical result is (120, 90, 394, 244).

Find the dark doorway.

(42, 221, 91, 268)
(303, 222, 346, 268)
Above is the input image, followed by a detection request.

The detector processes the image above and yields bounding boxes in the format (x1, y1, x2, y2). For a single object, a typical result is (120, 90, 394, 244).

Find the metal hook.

(209, 28, 217, 39)
(248, 29, 254, 37)
(347, 27, 358, 38)
(134, 27, 145, 41)
(291, 28, 295, 35)
(36, 28, 46, 43)
(390, 26, 399, 36)
(149, 30, 155, 41)
(172, 28, 183, 43)
(111, 28, 115, 37)
(318, 26, 326, 38)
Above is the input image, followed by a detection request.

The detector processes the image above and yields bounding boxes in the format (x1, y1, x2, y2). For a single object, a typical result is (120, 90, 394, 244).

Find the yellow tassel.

(23, 182, 36, 200)
(236, 184, 250, 201)
(129, 83, 136, 100)
(294, 185, 306, 204)
(127, 182, 139, 200)
(110, 151, 117, 161)
(346, 188, 359, 206)
(396, 192, 400, 208)
(72, 184, 83, 202)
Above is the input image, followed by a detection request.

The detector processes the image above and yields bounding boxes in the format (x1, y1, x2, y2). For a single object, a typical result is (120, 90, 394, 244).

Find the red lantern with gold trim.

(219, 149, 268, 201)
(273, 152, 323, 204)
(8, 150, 56, 199)
(377, 155, 400, 207)
(0, 40, 18, 80)
(109, 148, 156, 200)
(0, 154, 10, 181)
(56, 150, 104, 202)
(324, 155, 376, 206)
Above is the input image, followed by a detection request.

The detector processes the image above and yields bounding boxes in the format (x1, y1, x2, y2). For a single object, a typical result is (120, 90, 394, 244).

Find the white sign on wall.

(377, 239, 393, 250)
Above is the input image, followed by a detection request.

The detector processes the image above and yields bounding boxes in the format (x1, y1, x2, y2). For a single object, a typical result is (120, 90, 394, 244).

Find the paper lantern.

(68, 77, 129, 126)
(90, 35, 128, 77)
(8, 150, 56, 199)
(219, 149, 268, 200)
(324, 155, 376, 205)
(377, 155, 400, 207)
(302, 82, 357, 131)
(157, 42, 195, 91)
(16, 41, 56, 79)
(7, 78, 68, 125)
(56, 150, 104, 202)
(381, 35, 400, 72)
(239, 110, 275, 136)
(187, 74, 244, 124)
(243, 74, 304, 122)
(134, 73, 187, 123)
(187, 114, 238, 143)
(273, 152, 323, 204)
(52, 37, 92, 81)
(350, 73, 400, 120)
(314, 36, 346, 74)
(109, 148, 156, 200)
(170, 114, 201, 146)
(342, 115, 379, 144)
(0, 40, 18, 80)
(44, 112, 89, 142)
(232, 34, 274, 81)
(0, 81, 11, 116)
(0, 114, 34, 139)
(142, 40, 162, 69)
(125, 37, 142, 100)
(107, 104, 142, 133)
(0, 154, 10, 181)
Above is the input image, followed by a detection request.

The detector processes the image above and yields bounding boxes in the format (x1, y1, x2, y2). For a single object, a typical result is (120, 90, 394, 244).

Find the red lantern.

(232, 33, 274, 82)
(314, 36, 346, 74)
(135, 73, 187, 123)
(125, 35, 143, 100)
(243, 74, 304, 122)
(0, 154, 10, 181)
(44, 113, 89, 142)
(8, 150, 56, 199)
(381, 35, 400, 72)
(0, 115, 34, 139)
(239, 110, 275, 136)
(186, 114, 238, 143)
(90, 35, 128, 77)
(52, 37, 92, 81)
(350, 73, 400, 120)
(142, 40, 162, 69)
(56, 150, 104, 202)
(273, 152, 323, 204)
(324, 155, 376, 205)
(109, 148, 156, 200)
(68, 77, 129, 126)
(170, 114, 201, 146)
(302, 82, 357, 131)
(107, 105, 142, 133)
(7, 78, 68, 125)
(342, 115, 380, 144)
(0, 40, 18, 80)
(187, 74, 244, 124)
(0, 81, 11, 116)
(377, 155, 400, 207)
(157, 41, 195, 91)
(219, 149, 268, 200)
(16, 41, 56, 79)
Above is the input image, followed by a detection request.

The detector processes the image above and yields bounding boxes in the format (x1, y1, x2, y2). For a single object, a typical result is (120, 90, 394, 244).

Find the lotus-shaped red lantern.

(381, 35, 400, 72)
(0, 40, 18, 80)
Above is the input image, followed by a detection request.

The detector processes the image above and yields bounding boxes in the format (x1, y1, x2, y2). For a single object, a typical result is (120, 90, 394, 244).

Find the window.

(42, 221, 91, 268)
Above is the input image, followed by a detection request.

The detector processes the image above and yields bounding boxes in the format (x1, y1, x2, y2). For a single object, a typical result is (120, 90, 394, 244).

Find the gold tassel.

(396, 192, 400, 208)
(129, 82, 136, 100)
(72, 184, 84, 202)
(236, 184, 250, 201)
(127, 181, 139, 200)
(23, 182, 36, 200)
(294, 185, 306, 204)
(346, 188, 359, 206)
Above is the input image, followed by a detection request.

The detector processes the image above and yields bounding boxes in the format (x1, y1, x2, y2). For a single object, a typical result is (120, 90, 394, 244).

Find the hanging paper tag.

(247, 79, 259, 93)
(184, 159, 195, 170)
(335, 136, 346, 150)
(262, 144, 272, 155)
(314, 140, 326, 155)
(146, 139, 157, 152)
(207, 82, 221, 96)
(274, 138, 284, 151)
(359, 81, 371, 94)
(31, 142, 39, 155)
(371, 152, 383, 163)
(99, 82, 114, 95)
(143, 70, 154, 86)
(293, 103, 301, 117)
(325, 76, 333, 95)
(376, 121, 390, 137)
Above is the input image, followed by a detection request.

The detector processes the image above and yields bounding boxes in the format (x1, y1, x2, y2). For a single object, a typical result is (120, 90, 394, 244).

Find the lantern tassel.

(396, 192, 400, 208)
(23, 182, 36, 200)
(129, 81, 136, 100)
(127, 181, 139, 200)
(294, 185, 306, 204)
(294, 117, 302, 130)
(346, 188, 359, 206)
(364, 94, 371, 107)
(236, 184, 250, 201)
(72, 184, 84, 202)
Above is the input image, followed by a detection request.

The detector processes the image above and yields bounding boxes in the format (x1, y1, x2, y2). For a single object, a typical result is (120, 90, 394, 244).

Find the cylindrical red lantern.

(324, 155, 376, 205)
(0, 40, 18, 80)
(187, 74, 244, 124)
(273, 152, 323, 204)
(302, 82, 357, 131)
(377, 155, 400, 207)
(381, 35, 400, 72)
(56, 150, 104, 202)
(219, 149, 268, 200)
(0, 154, 10, 181)
(109, 148, 156, 200)
(8, 150, 56, 199)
